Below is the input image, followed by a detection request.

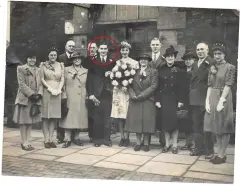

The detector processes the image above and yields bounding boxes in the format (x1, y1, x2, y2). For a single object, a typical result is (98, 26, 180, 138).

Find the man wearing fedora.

(87, 42, 115, 147)
(189, 42, 215, 158)
(148, 37, 166, 147)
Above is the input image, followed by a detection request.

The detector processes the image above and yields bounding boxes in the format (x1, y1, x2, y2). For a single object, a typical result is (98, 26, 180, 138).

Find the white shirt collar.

(66, 52, 71, 58)
(101, 55, 107, 61)
(198, 56, 207, 67)
(140, 66, 147, 72)
(152, 52, 161, 61)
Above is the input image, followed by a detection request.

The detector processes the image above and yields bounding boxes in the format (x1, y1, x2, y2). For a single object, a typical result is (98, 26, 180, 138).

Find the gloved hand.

(216, 97, 226, 112)
(205, 99, 211, 113)
(155, 102, 161, 108)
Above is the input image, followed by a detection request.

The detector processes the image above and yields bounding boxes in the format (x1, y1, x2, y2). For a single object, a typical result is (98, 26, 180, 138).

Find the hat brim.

(137, 57, 152, 61)
(181, 53, 197, 60)
(70, 55, 83, 60)
(163, 51, 178, 58)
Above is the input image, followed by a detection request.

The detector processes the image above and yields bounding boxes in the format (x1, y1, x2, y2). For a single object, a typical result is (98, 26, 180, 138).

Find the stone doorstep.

(184, 171, 234, 183)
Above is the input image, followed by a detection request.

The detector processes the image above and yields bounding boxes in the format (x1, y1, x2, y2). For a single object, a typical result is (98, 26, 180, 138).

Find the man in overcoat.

(87, 42, 115, 147)
(189, 42, 215, 158)
(57, 40, 76, 144)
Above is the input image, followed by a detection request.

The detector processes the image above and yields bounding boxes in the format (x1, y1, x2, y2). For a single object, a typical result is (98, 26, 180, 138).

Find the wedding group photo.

(2, 1, 239, 184)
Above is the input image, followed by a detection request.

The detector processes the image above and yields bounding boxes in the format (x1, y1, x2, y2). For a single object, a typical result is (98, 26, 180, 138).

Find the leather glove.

(205, 99, 211, 113)
(216, 97, 226, 112)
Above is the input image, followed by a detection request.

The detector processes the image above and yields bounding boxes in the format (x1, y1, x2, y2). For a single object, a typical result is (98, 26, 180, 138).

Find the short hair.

(196, 41, 209, 48)
(150, 37, 161, 43)
(88, 42, 97, 48)
(65, 40, 75, 46)
(99, 42, 108, 48)
(119, 41, 131, 50)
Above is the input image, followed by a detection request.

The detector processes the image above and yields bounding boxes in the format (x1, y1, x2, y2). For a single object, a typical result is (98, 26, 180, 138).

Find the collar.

(100, 55, 107, 60)
(140, 66, 147, 71)
(152, 52, 161, 60)
(66, 52, 72, 58)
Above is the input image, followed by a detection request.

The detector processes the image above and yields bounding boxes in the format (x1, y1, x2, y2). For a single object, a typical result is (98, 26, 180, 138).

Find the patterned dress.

(40, 61, 64, 119)
(204, 62, 235, 134)
(110, 57, 138, 119)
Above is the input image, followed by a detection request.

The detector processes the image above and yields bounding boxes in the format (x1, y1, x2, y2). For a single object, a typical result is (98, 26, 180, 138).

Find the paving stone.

(214, 146, 235, 155)
(21, 153, 58, 161)
(121, 147, 161, 157)
(56, 153, 106, 165)
(137, 161, 189, 176)
(3, 142, 15, 148)
(94, 161, 138, 171)
(2, 146, 35, 156)
(152, 153, 198, 165)
(34, 148, 78, 156)
(178, 149, 192, 155)
(189, 161, 234, 175)
(184, 171, 233, 183)
(69, 143, 92, 149)
(3, 131, 20, 138)
(77, 147, 123, 156)
(105, 153, 151, 166)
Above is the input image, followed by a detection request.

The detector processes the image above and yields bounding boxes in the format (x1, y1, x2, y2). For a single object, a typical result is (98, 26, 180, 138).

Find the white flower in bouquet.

(130, 69, 136, 75)
(122, 87, 128, 92)
(121, 64, 128, 70)
(128, 78, 133, 84)
(112, 66, 119, 72)
(110, 72, 114, 79)
(105, 71, 111, 77)
(124, 70, 131, 77)
(115, 71, 122, 78)
(142, 71, 147, 77)
(112, 80, 119, 86)
(122, 80, 129, 87)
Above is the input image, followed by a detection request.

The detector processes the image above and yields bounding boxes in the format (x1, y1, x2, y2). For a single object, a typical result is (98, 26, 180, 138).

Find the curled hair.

(119, 41, 131, 50)
(212, 41, 228, 55)
(47, 46, 59, 54)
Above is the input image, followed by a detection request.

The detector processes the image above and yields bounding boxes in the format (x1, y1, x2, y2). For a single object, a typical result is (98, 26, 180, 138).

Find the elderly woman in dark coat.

(13, 49, 43, 151)
(155, 46, 184, 154)
(125, 54, 158, 152)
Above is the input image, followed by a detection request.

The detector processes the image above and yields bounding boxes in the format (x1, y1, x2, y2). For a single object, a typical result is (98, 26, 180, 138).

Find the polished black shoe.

(162, 145, 171, 153)
(62, 141, 71, 148)
(119, 139, 125, 147)
(124, 139, 130, 147)
(73, 139, 84, 146)
(211, 156, 227, 164)
(50, 142, 57, 148)
(21, 144, 32, 151)
(27, 145, 35, 151)
(190, 149, 204, 156)
(134, 145, 141, 151)
(143, 145, 149, 152)
(172, 147, 178, 154)
(181, 144, 192, 151)
(205, 153, 215, 160)
(44, 142, 51, 149)
(57, 139, 64, 144)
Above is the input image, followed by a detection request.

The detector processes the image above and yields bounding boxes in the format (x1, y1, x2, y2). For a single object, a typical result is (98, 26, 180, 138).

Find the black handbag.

(61, 99, 69, 118)
(30, 103, 41, 116)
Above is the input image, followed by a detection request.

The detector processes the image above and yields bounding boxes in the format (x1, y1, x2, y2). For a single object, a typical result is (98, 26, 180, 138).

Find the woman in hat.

(179, 51, 197, 151)
(155, 45, 184, 154)
(204, 42, 235, 164)
(13, 49, 43, 151)
(110, 41, 138, 147)
(40, 47, 64, 148)
(60, 52, 89, 148)
(125, 53, 158, 152)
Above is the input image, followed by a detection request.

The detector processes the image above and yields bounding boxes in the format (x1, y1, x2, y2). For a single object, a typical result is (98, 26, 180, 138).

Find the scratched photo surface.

(2, 1, 239, 184)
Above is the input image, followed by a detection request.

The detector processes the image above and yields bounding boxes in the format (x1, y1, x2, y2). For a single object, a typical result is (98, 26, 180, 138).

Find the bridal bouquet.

(105, 60, 139, 92)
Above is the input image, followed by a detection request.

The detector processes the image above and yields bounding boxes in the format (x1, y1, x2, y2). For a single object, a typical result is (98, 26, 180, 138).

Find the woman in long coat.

(178, 51, 197, 150)
(60, 52, 88, 148)
(204, 42, 235, 164)
(40, 47, 64, 148)
(125, 54, 158, 152)
(155, 46, 184, 154)
(13, 49, 42, 150)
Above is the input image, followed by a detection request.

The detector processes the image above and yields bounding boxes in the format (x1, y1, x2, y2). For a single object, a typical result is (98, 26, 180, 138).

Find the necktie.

(154, 54, 157, 62)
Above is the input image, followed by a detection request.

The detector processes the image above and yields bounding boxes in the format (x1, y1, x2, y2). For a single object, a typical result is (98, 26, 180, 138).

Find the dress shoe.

(143, 145, 149, 152)
(162, 145, 171, 153)
(44, 142, 51, 149)
(134, 145, 141, 151)
(89, 138, 93, 143)
(172, 147, 178, 154)
(21, 144, 32, 151)
(119, 139, 125, 147)
(181, 144, 192, 151)
(73, 139, 84, 146)
(211, 156, 227, 164)
(94, 144, 101, 147)
(27, 145, 35, 151)
(124, 139, 130, 147)
(190, 149, 204, 156)
(50, 142, 57, 148)
(57, 139, 64, 144)
(62, 141, 71, 148)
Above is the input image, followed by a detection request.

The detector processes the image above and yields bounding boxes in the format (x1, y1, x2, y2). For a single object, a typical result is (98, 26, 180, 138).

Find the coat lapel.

(134, 69, 142, 88)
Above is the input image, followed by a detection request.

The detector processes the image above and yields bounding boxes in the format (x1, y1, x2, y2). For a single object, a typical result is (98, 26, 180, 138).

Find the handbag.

(176, 109, 188, 120)
(30, 103, 41, 116)
(61, 99, 69, 118)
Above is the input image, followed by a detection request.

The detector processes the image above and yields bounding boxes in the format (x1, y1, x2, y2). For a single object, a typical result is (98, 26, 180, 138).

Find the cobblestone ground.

(2, 156, 225, 183)
(2, 127, 235, 183)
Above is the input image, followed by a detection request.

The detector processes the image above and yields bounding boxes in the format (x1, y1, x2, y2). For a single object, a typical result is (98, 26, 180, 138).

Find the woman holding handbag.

(13, 49, 43, 151)
(60, 52, 89, 148)
(40, 47, 64, 148)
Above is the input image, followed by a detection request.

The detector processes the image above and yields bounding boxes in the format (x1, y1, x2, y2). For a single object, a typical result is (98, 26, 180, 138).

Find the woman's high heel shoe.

(62, 141, 71, 148)
(21, 144, 31, 151)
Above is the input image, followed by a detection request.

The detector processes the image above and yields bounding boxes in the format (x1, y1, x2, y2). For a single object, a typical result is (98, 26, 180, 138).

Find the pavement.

(1, 126, 235, 183)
